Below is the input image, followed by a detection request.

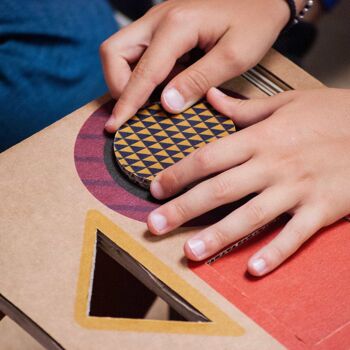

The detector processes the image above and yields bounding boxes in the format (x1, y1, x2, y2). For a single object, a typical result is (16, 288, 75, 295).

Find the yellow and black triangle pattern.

(114, 101, 236, 187)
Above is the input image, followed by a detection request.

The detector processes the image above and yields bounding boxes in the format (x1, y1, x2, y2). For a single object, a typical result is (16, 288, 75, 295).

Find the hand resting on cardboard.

(147, 87, 350, 276)
(101, 0, 292, 132)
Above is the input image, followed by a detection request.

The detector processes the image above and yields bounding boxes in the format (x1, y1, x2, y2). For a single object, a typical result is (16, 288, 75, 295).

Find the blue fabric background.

(0, 0, 118, 151)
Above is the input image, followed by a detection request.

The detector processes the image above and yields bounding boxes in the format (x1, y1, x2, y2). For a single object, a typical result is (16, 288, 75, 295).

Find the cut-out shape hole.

(88, 231, 210, 322)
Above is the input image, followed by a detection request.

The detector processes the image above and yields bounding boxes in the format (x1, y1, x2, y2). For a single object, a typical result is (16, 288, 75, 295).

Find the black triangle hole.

(88, 231, 211, 322)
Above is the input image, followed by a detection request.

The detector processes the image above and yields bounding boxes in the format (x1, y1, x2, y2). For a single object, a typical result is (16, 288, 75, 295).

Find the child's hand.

(101, 0, 291, 132)
(147, 87, 350, 276)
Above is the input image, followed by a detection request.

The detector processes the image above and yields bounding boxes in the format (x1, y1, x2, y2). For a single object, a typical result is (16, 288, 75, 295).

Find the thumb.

(207, 87, 296, 127)
(161, 42, 245, 114)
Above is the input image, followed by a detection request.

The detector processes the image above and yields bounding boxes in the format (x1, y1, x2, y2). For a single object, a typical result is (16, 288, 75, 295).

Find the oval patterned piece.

(114, 101, 236, 188)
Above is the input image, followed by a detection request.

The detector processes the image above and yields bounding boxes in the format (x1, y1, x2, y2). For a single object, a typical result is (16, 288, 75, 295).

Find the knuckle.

(245, 201, 266, 227)
(192, 148, 212, 172)
(114, 93, 129, 108)
(234, 98, 248, 112)
(210, 176, 231, 202)
(183, 68, 211, 95)
(284, 156, 311, 184)
(132, 59, 158, 87)
(268, 243, 287, 264)
(165, 8, 189, 25)
(159, 168, 181, 193)
(312, 206, 329, 226)
(99, 39, 112, 58)
(133, 59, 151, 79)
(210, 227, 230, 249)
(109, 87, 122, 100)
(146, 2, 164, 15)
(170, 200, 188, 222)
(292, 226, 307, 244)
(223, 47, 246, 73)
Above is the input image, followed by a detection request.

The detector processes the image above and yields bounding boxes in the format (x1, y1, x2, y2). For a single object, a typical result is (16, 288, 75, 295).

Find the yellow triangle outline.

(75, 210, 244, 336)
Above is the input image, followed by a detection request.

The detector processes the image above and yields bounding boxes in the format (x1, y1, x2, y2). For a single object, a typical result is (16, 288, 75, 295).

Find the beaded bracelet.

(285, 0, 314, 28)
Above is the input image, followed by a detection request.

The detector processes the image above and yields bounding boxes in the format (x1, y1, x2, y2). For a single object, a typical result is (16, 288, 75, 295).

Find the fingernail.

(163, 88, 185, 112)
(149, 212, 168, 233)
(210, 87, 227, 98)
(150, 178, 164, 199)
(187, 239, 206, 259)
(251, 258, 267, 275)
(105, 117, 116, 130)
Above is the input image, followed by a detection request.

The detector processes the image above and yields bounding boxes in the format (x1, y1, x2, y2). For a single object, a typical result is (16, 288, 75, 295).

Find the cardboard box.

(1, 50, 349, 349)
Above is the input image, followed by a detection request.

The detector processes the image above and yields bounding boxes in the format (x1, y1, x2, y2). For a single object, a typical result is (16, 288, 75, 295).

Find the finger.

(248, 206, 326, 276)
(150, 129, 255, 199)
(207, 88, 296, 127)
(183, 186, 298, 261)
(148, 161, 267, 235)
(106, 20, 198, 132)
(100, 21, 153, 101)
(161, 37, 249, 114)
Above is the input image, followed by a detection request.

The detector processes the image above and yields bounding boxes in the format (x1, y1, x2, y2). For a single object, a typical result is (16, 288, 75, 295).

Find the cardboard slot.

(242, 66, 291, 96)
(89, 243, 158, 319)
(0, 295, 63, 350)
(90, 231, 210, 322)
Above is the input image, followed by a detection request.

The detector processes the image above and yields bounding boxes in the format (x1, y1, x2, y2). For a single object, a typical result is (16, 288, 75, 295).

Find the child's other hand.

(101, 0, 290, 132)
(147, 87, 350, 276)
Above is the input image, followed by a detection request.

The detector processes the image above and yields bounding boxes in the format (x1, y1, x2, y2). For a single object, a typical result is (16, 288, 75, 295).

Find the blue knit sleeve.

(321, 0, 341, 11)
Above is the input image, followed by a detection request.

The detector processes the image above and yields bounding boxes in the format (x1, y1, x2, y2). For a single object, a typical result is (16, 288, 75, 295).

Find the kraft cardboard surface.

(0, 82, 282, 350)
(0, 317, 43, 350)
(1, 50, 346, 349)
